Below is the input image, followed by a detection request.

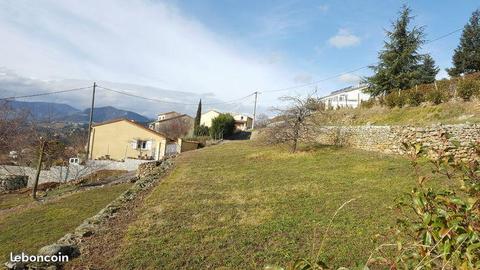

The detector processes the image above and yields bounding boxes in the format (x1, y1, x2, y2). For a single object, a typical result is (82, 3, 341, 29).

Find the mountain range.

(5, 100, 152, 123)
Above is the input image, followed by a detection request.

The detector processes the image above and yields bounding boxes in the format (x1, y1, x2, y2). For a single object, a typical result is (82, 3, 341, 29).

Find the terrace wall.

(314, 124, 479, 161)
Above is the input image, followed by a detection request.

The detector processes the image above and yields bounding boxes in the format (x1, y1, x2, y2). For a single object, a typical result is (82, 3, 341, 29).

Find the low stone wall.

(314, 124, 480, 161)
(4, 158, 175, 270)
(0, 175, 28, 193)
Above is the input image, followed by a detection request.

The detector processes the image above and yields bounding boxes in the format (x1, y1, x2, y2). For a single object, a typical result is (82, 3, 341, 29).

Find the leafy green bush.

(405, 89, 425, 106)
(385, 91, 407, 108)
(426, 89, 445, 104)
(369, 142, 480, 269)
(457, 79, 480, 101)
(209, 113, 235, 139)
(194, 124, 209, 137)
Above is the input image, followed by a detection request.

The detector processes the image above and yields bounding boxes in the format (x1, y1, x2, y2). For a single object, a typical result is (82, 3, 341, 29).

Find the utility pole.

(85, 82, 96, 160)
(32, 138, 46, 200)
(252, 91, 258, 129)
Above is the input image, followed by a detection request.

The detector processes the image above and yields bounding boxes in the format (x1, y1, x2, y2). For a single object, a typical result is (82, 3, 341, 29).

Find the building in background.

(201, 110, 253, 131)
(233, 114, 253, 131)
(149, 111, 194, 138)
(319, 84, 370, 109)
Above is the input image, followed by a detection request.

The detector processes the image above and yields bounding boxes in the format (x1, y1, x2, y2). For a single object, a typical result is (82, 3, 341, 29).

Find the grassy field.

(0, 183, 131, 261)
(317, 100, 480, 126)
(109, 141, 419, 269)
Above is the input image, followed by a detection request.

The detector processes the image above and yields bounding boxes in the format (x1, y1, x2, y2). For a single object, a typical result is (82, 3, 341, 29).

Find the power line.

(97, 85, 255, 106)
(0, 86, 92, 101)
(262, 27, 463, 94)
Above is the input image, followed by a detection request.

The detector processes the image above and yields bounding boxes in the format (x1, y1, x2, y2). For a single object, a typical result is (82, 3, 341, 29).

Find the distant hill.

(3, 100, 151, 123)
(64, 106, 151, 123)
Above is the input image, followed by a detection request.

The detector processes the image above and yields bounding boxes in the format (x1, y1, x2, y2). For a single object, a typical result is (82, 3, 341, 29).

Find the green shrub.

(385, 91, 407, 108)
(457, 79, 480, 101)
(405, 89, 425, 106)
(426, 89, 445, 105)
(209, 113, 235, 139)
(194, 124, 209, 137)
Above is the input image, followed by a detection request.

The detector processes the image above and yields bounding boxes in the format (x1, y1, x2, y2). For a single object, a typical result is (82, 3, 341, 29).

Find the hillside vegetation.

(107, 141, 419, 268)
(316, 100, 480, 126)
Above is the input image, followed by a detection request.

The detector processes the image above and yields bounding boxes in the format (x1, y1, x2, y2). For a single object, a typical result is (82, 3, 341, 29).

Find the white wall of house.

(200, 110, 221, 127)
(320, 85, 370, 109)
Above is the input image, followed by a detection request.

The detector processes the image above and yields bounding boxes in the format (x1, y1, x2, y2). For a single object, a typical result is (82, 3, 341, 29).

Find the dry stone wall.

(314, 124, 480, 161)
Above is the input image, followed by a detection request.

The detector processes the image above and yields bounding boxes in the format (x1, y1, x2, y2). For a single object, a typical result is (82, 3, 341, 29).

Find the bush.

(405, 89, 425, 106)
(384, 91, 406, 108)
(457, 79, 480, 101)
(426, 89, 445, 104)
(360, 98, 375, 109)
(209, 113, 235, 139)
(194, 124, 209, 137)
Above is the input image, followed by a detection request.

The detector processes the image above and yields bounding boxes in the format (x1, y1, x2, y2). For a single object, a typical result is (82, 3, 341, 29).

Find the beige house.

(201, 110, 253, 131)
(233, 114, 253, 131)
(149, 111, 194, 138)
(200, 110, 221, 128)
(88, 119, 171, 161)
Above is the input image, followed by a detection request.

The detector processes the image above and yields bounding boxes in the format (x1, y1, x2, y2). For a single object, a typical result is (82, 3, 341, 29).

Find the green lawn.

(0, 183, 131, 261)
(111, 141, 418, 269)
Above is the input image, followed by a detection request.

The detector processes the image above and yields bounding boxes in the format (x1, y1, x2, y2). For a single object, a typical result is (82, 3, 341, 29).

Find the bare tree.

(254, 113, 270, 128)
(267, 93, 322, 153)
(154, 117, 193, 139)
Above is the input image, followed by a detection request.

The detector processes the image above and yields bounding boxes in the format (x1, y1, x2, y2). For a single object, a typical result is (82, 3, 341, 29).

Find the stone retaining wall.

(4, 158, 174, 270)
(314, 124, 479, 161)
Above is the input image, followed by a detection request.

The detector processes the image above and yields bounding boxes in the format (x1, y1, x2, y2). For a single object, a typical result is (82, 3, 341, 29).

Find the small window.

(241, 116, 244, 120)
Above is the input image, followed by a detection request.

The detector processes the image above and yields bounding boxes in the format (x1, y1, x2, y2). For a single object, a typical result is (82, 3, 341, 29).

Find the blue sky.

(176, 0, 478, 90)
(0, 0, 478, 115)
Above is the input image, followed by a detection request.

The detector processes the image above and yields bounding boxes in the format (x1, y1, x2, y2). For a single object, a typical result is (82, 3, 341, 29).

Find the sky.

(0, 0, 478, 117)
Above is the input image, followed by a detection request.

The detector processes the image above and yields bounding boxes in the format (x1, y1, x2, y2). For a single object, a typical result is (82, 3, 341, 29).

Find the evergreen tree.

(447, 9, 480, 76)
(418, 55, 439, 84)
(365, 5, 426, 96)
(193, 99, 202, 136)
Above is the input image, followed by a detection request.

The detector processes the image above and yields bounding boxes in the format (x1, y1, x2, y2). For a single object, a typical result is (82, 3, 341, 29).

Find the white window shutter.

(145, 140, 152, 150)
(131, 140, 138, 149)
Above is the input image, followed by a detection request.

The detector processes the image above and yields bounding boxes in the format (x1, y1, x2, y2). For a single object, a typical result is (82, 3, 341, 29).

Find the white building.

(320, 84, 370, 109)
(200, 110, 253, 131)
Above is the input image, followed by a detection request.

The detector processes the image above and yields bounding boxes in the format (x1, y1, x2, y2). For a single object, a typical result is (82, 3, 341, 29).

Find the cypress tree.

(193, 99, 202, 135)
(365, 5, 426, 96)
(447, 9, 480, 76)
(418, 55, 439, 84)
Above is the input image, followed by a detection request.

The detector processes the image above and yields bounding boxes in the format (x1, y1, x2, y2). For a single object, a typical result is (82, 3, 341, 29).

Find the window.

(133, 140, 151, 150)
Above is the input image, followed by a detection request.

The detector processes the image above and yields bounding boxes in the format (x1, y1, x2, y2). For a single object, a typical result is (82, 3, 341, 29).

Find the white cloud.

(0, 0, 294, 109)
(328, 29, 361, 48)
(338, 73, 361, 84)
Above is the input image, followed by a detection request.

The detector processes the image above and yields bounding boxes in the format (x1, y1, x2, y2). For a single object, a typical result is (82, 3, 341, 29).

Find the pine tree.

(365, 5, 426, 96)
(418, 55, 439, 84)
(193, 99, 202, 136)
(447, 9, 480, 76)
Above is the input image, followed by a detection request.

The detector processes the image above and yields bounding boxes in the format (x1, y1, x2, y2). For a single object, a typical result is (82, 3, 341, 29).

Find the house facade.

(149, 111, 194, 138)
(200, 110, 221, 128)
(319, 84, 370, 109)
(88, 119, 170, 161)
(233, 114, 253, 131)
(201, 110, 253, 131)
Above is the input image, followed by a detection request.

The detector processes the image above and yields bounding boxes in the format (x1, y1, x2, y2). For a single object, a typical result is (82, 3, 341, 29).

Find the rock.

(4, 261, 25, 270)
(37, 244, 79, 259)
